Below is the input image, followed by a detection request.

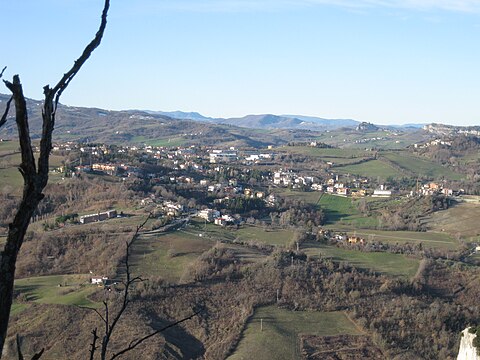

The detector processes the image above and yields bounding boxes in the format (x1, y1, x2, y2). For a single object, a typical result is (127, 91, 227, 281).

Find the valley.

(1, 106, 480, 359)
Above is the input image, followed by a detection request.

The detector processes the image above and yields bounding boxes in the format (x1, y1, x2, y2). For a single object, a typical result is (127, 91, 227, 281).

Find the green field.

(0, 160, 22, 189)
(129, 230, 215, 283)
(274, 189, 322, 206)
(228, 306, 361, 360)
(284, 146, 371, 159)
(427, 202, 480, 240)
(319, 194, 378, 228)
(310, 128, 425, 150)
(348, 230, 458, 250)
(236, 226, 295, 246)
(14, 274, 98, 307)
(303, 242, 419, 278)
(187, 220, 296, 247)
(0, 140, 20, 153)
(382, 152, 463, 180)
(0, 147, 67, 189)
(334, 159, 402, 180)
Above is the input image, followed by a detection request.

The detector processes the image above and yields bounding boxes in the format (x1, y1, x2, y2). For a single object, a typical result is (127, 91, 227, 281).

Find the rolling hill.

(0, 94, 431, 148)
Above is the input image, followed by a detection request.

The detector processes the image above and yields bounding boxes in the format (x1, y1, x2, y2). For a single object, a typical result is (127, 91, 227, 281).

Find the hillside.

(0, 94, 433, 149)
(145, 110, 361, 130)
(213, 114, 358, 131)
(0, 95, 302, 148)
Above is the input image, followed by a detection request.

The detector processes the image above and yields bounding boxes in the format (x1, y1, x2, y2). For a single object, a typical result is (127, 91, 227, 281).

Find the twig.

(0, 95, 13, 128)
(78, 306, 107, 324)
(100, 214, 151, 359)
(89, 329, 99, 360)
(16, 335, 44, 360)
(16, 335, 24, 360)
(110, 309, 202, 360)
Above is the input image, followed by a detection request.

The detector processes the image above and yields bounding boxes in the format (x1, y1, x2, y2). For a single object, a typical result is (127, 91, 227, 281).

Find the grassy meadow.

(319, 193, 378, 228)
(381, 152, 463, 180)
(129, 230, 215, 283)
(334, 159, 402, 180)
(303, 242, 419, 278)
(187, 219, 296, 247)
(427, 202, 480, 240)
(348, 229, 459, 250)
(274, 189, 323, 206)
(235, 226, 295, 246)
(228, 306, 362, 360)
(0, 140, 69, 190)
(284, 146, 371, 160)
(14, 274, 98, 307)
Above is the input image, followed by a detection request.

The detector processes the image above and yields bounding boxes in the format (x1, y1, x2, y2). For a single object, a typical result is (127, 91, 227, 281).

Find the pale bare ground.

(426, 202, 480, 240)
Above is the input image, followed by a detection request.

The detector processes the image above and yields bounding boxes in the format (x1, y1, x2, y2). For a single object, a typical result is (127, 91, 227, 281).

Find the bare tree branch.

(50, 0, 110, 111)
(89, 329, 99, 360)
(78, 306, 107, 325)
(109, 309, 203, 360)
(99, 214, 150, 360)
(15, 335, 44, 360)
(4, 76, 37, 179)
(38, 0, 110, 190)
(0, 95, 13, 128)
(0, 67, 12, 129)
(88, 214, 198, 359)
(15, 335, 23, 360)
(0, 1, 110, 356)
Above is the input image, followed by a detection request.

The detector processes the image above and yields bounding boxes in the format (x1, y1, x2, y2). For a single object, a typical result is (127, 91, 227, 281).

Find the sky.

(1, 0, 480, 125)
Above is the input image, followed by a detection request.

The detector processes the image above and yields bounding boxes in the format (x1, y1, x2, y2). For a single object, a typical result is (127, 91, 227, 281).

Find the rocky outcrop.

(458, 328, 479, 360)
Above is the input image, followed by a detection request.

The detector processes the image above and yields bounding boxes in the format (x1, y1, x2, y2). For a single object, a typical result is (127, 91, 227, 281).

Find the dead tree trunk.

(0, 1, 110, 356)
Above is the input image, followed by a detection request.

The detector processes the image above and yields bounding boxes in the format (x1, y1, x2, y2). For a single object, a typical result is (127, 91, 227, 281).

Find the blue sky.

(2, 0, 480, 125)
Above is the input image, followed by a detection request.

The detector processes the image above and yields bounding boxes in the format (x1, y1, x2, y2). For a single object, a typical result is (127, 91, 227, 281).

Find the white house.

(373, 190, 392, 197)
(91, 276, 108, 285)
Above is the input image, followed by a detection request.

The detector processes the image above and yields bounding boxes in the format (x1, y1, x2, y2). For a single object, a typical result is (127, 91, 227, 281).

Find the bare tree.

(0, 1, 110, 357)
(85, 216, 201, 360)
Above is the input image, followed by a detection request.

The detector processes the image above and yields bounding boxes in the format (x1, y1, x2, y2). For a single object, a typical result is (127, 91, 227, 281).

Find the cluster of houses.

(423, 124, 480, 137)
(273, 170, 314, 187)
(209, 148, 274, 164)
(271, 168, 461, 200)
(196, 209, 236, 226)
(162, 202, 184, 217)
(272, 171, 385, 198)
(413, 139, 452, 149)
(412, 182, 454, 197)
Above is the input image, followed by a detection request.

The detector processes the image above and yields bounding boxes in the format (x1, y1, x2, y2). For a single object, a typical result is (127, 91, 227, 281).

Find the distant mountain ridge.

(0, 93, 450, 149)
(145, 110, 214, 122)
(0, 94, 332, 147)
(153, 111, 360, 130)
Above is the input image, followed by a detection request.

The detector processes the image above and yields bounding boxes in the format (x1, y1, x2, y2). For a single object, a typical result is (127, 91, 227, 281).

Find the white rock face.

(458, 328, 479, 360)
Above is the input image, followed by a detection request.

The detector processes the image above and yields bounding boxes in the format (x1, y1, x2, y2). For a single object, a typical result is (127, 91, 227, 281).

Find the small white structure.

(214, 215, 235, 226)
(197, 209, 220, 222)
(91, 276, 108, 285)
(373, 189, 392, 197)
